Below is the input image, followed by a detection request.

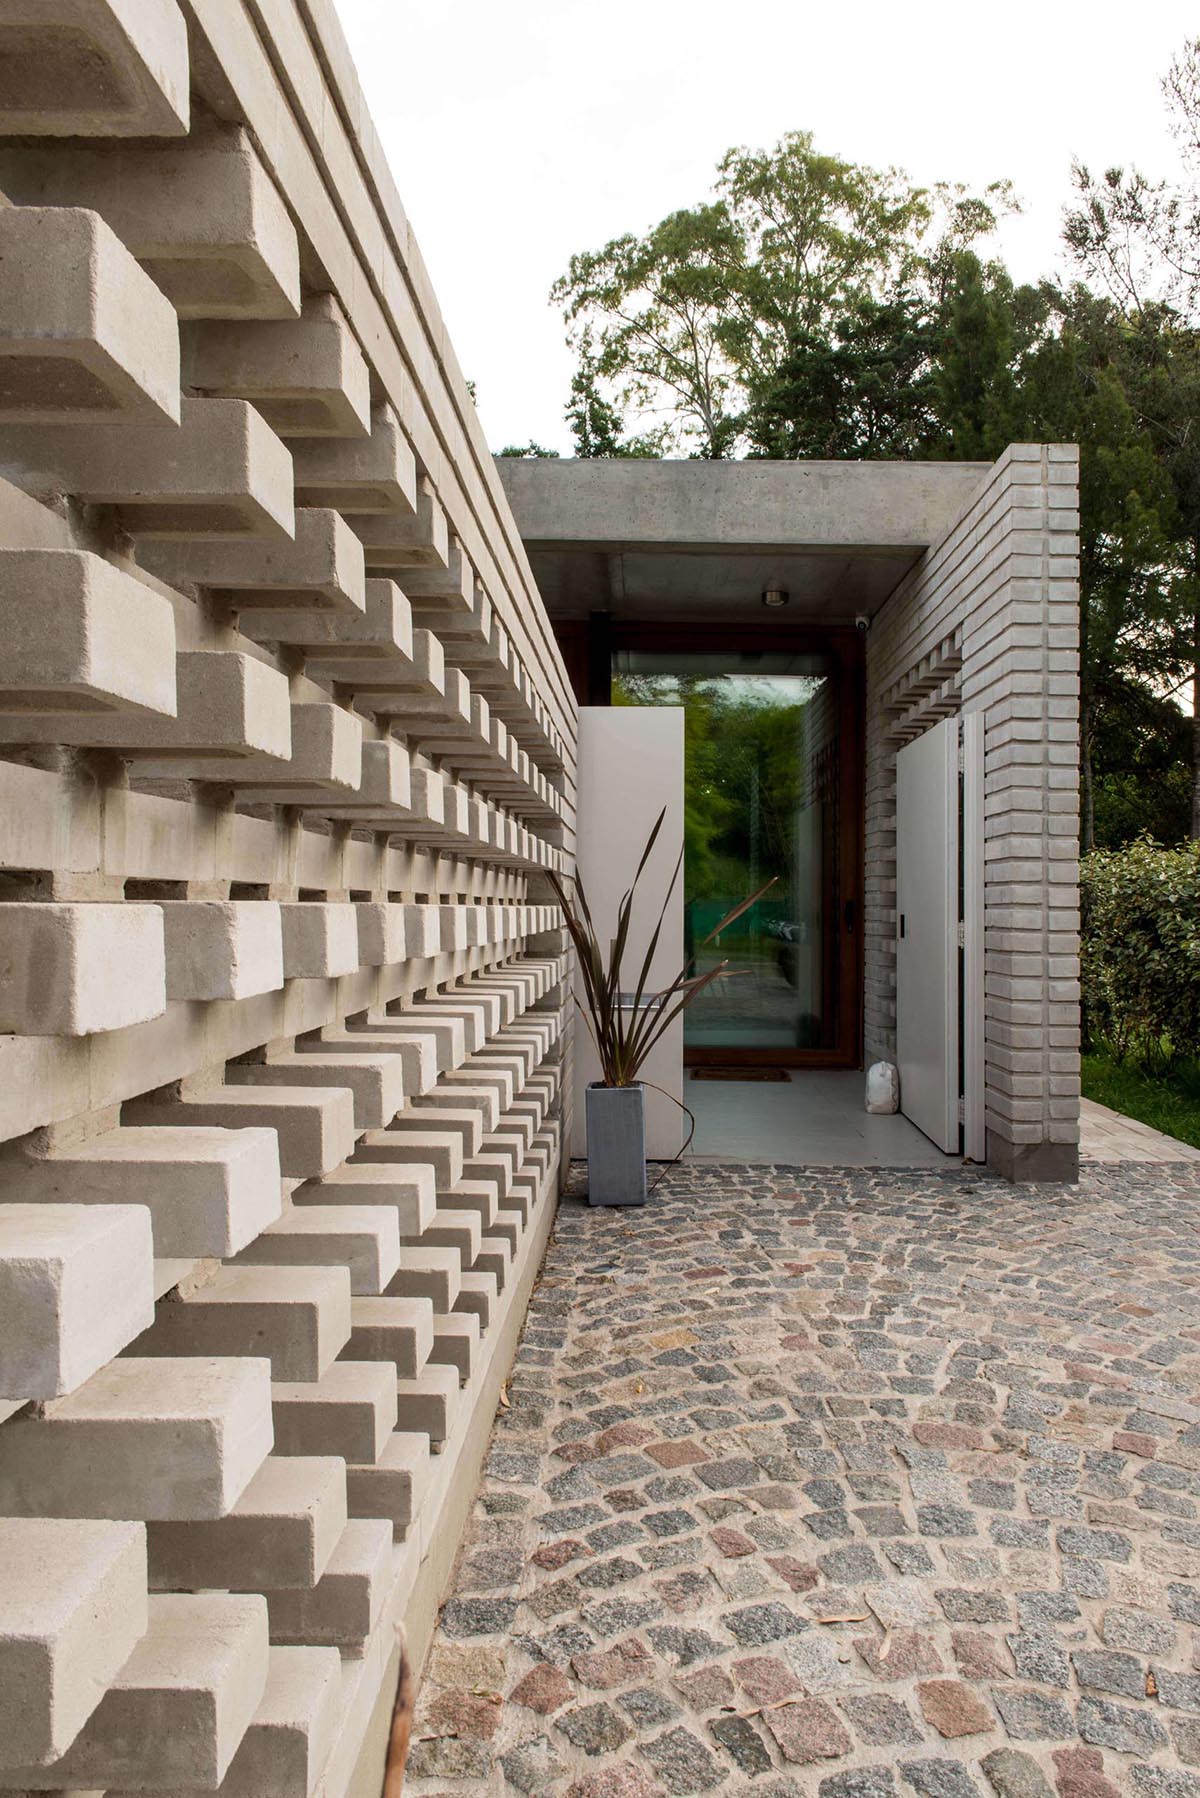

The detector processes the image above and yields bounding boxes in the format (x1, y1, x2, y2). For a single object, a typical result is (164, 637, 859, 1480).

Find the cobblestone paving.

(406, 1161, 1200, 1797)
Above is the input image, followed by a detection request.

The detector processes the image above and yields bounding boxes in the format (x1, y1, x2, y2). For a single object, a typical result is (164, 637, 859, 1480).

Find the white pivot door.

(895, 714, 984, 1157)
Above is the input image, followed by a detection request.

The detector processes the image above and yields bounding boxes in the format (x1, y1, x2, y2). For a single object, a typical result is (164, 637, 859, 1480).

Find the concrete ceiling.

(496, 457, 991, 625)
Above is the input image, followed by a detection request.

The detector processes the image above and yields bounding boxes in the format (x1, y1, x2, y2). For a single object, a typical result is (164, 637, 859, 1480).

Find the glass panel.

(611, 648, 841, 1052)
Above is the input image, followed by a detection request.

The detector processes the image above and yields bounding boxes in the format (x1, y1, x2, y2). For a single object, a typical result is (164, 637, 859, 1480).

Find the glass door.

(611, 641, 861, 1065)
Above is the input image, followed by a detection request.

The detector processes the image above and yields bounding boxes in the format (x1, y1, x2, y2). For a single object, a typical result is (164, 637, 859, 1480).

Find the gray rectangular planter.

(585, 1082, 647, 1206)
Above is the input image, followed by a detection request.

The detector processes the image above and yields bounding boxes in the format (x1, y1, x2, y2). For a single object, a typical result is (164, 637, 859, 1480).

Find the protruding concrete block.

(423, 1081, 500, 1132)
(327, 1023, 438, 1094)
(402, 536, 475, 615)
(290, 406, 415, 513)
(1, 397, 294, 540)
(403, 999, 484, 1054)
(267, 575, 412, 660)
(295, 1160, 435, 1237)
(393, 1364, 458, 1447)
(344, 1430, 429, 1537)
(408, 1207, 481, 1265)
(352, 474, 448, 570)
(474, 1234, 513, 1293)
(9, 648, 294, 758)
(455, 1268, 499, 1329)
(263, 1519, 390, 1655)
(398, 904, 442, 960)
(159, 900, 283, 1001)
(147, 1456, 346, 1593)
(0, 1516, 148, 1767)
(234, 1203, 400, 1296)
(0, 902, 165, 1036)
(445, 1063, 516, 1113)
(384, 1246, 460, 1314)
(16, 1125, 282, 1258)
(343, 1296, 433, 1379)
(321, 738, 412, 822)
(0, 1203, 153, 1400)
(184, 294, 370, 438)
(0, 0, 189, 138)
(170, 700, 361, 794)
(0, 548, 176, 719)
(158, 1643, 342, 1798)
(279, 901, 361, 979)
(390, 1104, 484, 1159)
(354, 1126, 464, 1189)
(355, 901, 406, 968)
(442, 1177, 500, 1229)
(429, 1311, 479, 1384)
(131, 1264, 351, 1383)
(0, 207, 179, 425)
(141, 507, 365, 616)
(334, 622, 445, 715)
(0, 126, 299, 317)
(127, 1083, 356, 1179)
(229, 1051, 400, 1132)
(383, 1004, 464, 1067)
(6, 1593, 270, 1790)
(271, 1361, 396, 1465)
(0, 1356, 273, 1519)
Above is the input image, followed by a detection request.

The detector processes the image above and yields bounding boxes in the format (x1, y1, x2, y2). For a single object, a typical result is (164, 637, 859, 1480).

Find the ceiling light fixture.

(761, 586, 789, 609)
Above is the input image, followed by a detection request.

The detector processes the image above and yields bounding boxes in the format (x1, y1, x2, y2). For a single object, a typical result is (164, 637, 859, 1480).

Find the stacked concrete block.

(0, 1, 575, 1793)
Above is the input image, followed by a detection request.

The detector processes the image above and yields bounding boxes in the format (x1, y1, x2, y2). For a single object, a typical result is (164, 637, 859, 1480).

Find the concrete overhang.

(496, 456, 991, 624)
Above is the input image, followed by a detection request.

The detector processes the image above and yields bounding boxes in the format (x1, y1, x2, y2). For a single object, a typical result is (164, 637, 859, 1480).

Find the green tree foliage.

(1081, 838, 1200, 1062)
(552, 131, 1008, 457)
(551, 54, 1200, 849)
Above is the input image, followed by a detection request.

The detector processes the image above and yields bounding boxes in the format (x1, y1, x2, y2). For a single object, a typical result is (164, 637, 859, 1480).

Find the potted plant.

(549, 809, 774, 1206)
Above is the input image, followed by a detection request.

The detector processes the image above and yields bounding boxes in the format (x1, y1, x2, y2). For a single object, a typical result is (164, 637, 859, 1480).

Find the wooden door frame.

(605, 621, 865, 1071)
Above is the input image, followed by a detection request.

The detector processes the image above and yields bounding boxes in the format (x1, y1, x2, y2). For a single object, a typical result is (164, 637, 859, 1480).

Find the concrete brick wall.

(864, 445, 1081, 1181)
(0, 4, 575, 1795)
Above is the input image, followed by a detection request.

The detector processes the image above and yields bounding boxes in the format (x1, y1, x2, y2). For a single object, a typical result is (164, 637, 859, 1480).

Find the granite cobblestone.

(406, 1161, 1200, 1794)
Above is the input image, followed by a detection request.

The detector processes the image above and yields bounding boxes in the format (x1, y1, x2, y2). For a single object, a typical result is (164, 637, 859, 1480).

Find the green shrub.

(1081, 838, 1200, 1065)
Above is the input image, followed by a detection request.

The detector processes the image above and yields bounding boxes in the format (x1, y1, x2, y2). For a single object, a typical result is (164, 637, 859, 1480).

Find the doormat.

(691, 1066, 791, 1082)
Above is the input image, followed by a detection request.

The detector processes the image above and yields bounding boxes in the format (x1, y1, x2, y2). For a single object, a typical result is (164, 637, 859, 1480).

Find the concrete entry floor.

(406, 1159, 1200, 1798)
(683, 1071, 960, 1169)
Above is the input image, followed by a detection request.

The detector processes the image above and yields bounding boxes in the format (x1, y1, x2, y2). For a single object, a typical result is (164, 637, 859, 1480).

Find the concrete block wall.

(0, 4, 576, 1795)
(864, 444, 1081, 1181)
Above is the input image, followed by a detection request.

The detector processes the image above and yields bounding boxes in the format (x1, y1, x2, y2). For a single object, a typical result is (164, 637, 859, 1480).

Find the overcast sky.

(332, 1, 1196, 456)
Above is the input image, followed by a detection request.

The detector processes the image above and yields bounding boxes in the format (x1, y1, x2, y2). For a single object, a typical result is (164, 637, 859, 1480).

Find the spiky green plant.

(548, 807, 775, 1089)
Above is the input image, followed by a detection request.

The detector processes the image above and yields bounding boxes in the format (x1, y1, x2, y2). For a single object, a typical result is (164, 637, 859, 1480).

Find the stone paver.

(406, 1161, 1200, 1795)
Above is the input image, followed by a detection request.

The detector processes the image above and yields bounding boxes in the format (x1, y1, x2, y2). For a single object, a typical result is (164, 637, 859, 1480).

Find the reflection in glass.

(612, 649, 840, 1052)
